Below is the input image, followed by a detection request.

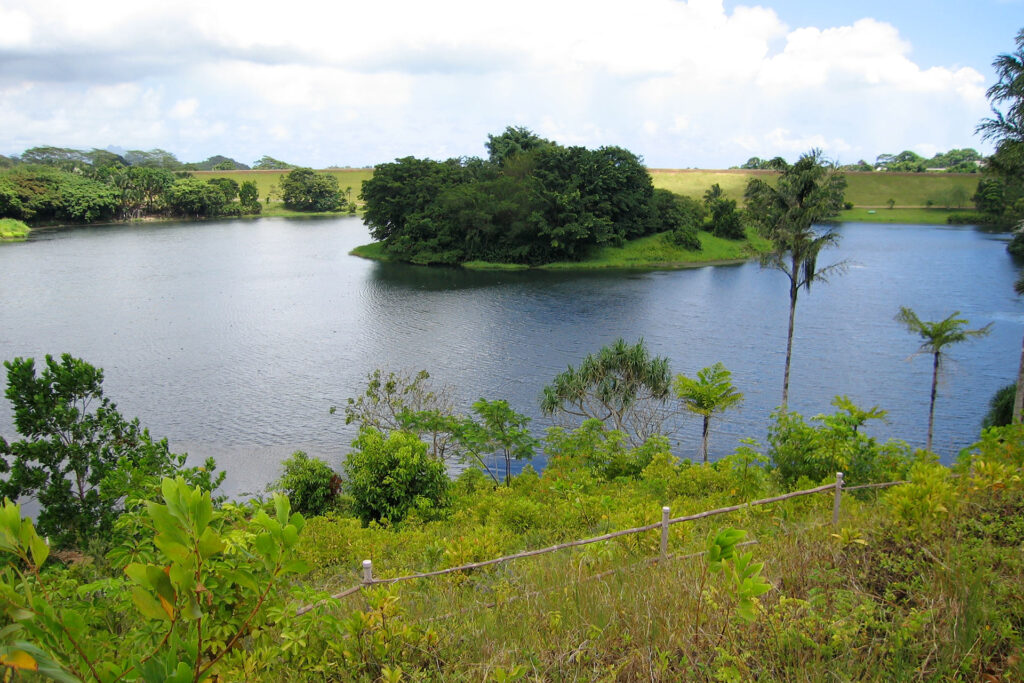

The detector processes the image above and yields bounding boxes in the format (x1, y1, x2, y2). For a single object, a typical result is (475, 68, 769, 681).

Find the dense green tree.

(673, 363, 744, 464)
(124, 149, 182, 169)
(485, 126, 552, 165)
(651, 188, 701, 250)
(745, 150, 847, 408)
(268, 451, 339, 517)
(207, 177, 240, 203)
(0, 355, 206, 548)
(896, 307, 992, 452)
(703, 185, 744, 240)
(541, 338, 672, 444)
(165, 177, 226, 217)
(978, 28, 1024, 238)
(280, 167, 344, 211)
(343, 427, 450, 525)
(361, 156, 471, 243)
(251, 155, 295, 170)
(239, 180, 261, 214)
(974, 177, 1007, 215)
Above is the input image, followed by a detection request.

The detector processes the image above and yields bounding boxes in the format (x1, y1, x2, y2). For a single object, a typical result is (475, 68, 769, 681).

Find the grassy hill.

(201, 168, 980, 213)
(648, 169, 979, 209)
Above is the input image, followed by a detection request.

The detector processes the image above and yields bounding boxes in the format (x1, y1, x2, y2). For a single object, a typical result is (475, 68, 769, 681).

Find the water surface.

(0, 217, 1019, 496)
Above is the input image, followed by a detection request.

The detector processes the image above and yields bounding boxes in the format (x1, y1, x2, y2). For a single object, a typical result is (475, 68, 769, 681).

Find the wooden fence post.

(362, 559, 373, 585)
(660, 507, 670, 560)
(832, 472, 844, 525)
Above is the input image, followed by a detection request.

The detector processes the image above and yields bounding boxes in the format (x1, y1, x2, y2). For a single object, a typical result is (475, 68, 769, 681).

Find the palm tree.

(896, 307, 993, 452)
(1014, 274, 1024, 424)
(745, 150, 848, 408)
(673, 363, 743, 463)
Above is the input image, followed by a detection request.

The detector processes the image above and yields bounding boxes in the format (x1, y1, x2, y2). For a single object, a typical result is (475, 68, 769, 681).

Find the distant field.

(648, 169, 979, 208)
(201, 168, 980, 213)
(194, 169, 374, 207)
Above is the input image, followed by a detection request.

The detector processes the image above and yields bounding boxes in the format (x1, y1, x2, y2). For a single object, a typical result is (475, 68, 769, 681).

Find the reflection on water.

(0, 217, 1019, 497)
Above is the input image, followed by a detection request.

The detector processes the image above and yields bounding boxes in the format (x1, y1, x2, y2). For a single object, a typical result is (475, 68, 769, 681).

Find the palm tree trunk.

(1015, 332, 1024, 424)
(782, 284, 798, 410)
(701, 416, 711, 464)
(927, 352, 940, 452)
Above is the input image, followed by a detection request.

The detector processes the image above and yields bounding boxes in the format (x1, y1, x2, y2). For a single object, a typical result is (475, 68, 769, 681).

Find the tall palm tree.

(745, 150, 848, 408)
(1014, 274, 1024, 424)
(896, 307, 993, 452)
(673, 363, 743, 463)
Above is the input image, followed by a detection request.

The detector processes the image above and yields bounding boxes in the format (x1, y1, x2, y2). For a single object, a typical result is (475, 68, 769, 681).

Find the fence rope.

(296, 474, 910, 616)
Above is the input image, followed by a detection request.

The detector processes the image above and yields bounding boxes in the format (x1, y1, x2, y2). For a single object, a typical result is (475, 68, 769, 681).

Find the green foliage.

(0, 355, 221, 549)
(0, 478, 307, 681)
(541, 338, 672, 444)
(983, 384, 1016, 429)
(361, 129, 669, 265)
(0, 218, 30, 241)
(745, 150, 848, 406)
(703, 184, 745, 239)
(896, 307, 993, 452)
(165, 177, 227, 218)
(674, 362, 744, 463)
(545, 420, 669, 481)
(767, 397, 913, 487)
(463, 399, 536, 484)
(343, 428, 451, 525)
(269, 451, 339, 517)
(251, 155, 294, 170)
(238, 180, 261, 215)
(280, 167, 345, 212)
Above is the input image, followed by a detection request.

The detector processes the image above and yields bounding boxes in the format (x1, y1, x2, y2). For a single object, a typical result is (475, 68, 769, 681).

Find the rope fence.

(296, 471, 908, 616)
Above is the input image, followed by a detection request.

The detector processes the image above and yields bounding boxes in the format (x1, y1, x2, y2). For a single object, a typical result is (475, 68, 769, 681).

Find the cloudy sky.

(0, 0, 1020, 168)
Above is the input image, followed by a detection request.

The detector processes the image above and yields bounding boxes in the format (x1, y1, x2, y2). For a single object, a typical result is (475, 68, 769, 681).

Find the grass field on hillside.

(649, 169, 980, 208)
(195, 169, 374, 207)
(203, 168, 981, 217)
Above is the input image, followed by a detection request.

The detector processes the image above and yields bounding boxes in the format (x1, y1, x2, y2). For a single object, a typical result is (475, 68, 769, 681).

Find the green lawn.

(836, 207, 975, 224)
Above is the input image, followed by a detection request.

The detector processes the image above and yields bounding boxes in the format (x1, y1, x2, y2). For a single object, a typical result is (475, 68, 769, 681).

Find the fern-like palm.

(673, 362, 743, 463)
(896, 307, 992, 452)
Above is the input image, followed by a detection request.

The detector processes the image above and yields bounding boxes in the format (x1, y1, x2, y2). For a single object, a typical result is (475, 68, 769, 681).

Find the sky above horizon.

(0, 0, 1020, 169)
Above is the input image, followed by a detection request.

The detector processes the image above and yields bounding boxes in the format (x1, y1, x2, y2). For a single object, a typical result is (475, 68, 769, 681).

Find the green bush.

(343, 428, 451, 525)
(982, 383, 1015, 429)
(269, 450, 339, 517)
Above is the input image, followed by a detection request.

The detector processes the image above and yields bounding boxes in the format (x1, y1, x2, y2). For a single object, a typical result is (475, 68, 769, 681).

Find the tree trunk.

(701, 416, 711, 464)
(927, 352, 940, 452)
(504, 451, 511, 486)
(1015, 331, 1024, 424)
(782, 283, 798, 410)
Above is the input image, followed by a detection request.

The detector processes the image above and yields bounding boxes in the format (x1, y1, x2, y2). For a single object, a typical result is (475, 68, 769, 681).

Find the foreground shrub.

(0, 478, 306, 681)
(269, 450, 340, 517)
(344, 428, 451, 525)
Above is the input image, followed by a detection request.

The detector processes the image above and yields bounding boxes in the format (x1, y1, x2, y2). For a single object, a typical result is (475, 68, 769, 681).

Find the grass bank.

(649, 169, 980, 210)
(351, 229, 771, 270)
(836, 207, 976, 224)
(0, 218, 30, 241)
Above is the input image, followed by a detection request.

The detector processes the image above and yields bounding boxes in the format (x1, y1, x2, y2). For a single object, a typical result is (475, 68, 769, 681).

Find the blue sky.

(0, 0, 1020, 168)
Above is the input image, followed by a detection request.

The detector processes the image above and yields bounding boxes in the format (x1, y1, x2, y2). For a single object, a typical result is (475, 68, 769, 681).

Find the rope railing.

(296, 471, 910, 616)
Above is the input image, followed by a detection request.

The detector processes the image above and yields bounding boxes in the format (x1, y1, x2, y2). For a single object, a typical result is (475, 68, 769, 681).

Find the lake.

(0, 217, 1019, 497)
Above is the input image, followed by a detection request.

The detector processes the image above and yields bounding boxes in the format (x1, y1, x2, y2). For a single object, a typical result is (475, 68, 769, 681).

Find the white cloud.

(169, 98, 199, 119)
(0, 6, 32, 48)
(0, 0, 994, 167)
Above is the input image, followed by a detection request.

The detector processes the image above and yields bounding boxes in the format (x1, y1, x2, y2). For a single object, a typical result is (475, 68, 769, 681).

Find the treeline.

(0, 151, 351, 224)
(361, 127, 708, 265)
(739, 148, 983, 173)
(0, 146, 302, 172)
